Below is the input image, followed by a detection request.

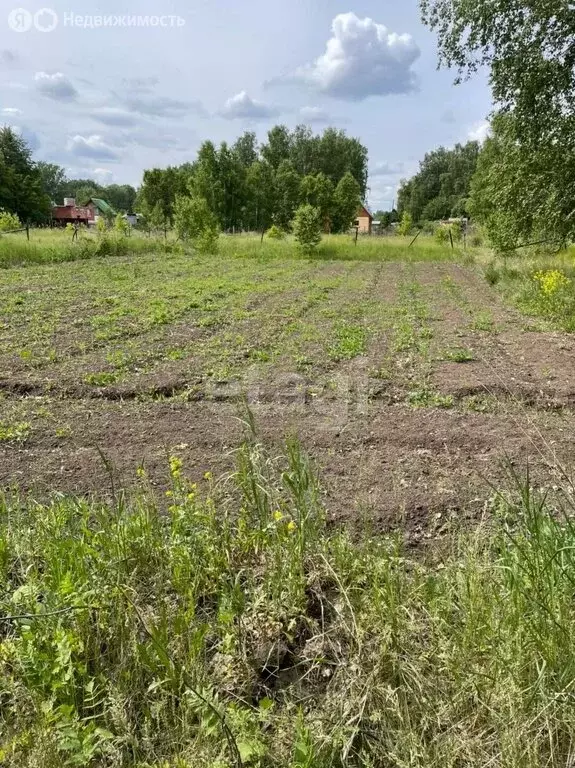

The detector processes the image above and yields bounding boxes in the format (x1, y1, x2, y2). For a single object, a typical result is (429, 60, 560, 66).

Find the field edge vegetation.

(2, 424, 575, 767)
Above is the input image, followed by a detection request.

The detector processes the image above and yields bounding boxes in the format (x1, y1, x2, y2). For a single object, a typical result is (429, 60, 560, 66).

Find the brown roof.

(357, 205, 373, 220)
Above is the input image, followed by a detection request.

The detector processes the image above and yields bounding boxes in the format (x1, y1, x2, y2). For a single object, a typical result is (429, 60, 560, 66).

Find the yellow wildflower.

(204, 471, 213, 481)
(136, 467, 146, 479)
(533, 269, 570, 296)
(169, 456, 183, 479)
(273, 510, 283, 522)
(287, 520, 297, 533)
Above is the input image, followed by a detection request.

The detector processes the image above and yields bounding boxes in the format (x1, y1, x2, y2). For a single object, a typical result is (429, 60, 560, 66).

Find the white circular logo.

(34, 8, 58, 32)
(8, 8, 33, 32)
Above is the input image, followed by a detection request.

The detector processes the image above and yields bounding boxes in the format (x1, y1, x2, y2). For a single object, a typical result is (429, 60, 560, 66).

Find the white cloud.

(468, 120, 490, 143)
(90, 108, 139, 127)
(92, 168, 114, 184)
(369, 178, 399, 210)
(292, 13, 420, 101)
(1, 107, 22, 115)
(67, 134, 120, 162)
(35, 72, 78, 102)
(221, 91, 279, 120)
(123, 94, 205, 118)
(298, 106, 331, 124)
(370, 161, 404, 177)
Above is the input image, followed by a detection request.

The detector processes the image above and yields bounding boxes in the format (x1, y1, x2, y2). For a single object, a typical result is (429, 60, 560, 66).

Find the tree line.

(397, 141, 481, 224)
(137, 126, 368, 234)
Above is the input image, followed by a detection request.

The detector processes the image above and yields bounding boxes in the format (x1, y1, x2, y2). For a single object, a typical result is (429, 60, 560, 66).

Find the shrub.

(292, 204, 322, 255)
(0, 210, 21, 232)
(470, 232, 483, 247)
(266, 224, 284, 240)
(450, 219, 464, 241)
(397, 211, 413, 236)
(484, 261, 501, 285)
(195, 226, 219, 254)
(95, 218, 108, 235)
(434, 225, 450, 244)
(174, 194, 220, 253)
(114, 213, 130, 237)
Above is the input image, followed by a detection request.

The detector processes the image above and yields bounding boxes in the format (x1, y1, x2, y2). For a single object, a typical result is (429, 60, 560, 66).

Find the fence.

(0, 224, 30, 241)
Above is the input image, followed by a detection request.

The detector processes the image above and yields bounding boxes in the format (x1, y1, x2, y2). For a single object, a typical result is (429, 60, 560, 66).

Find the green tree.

(274, 161, 301, 231)
(317, 127, 368, 199)
(0, 210, 21, 231)
(421, 0, 575, 245)
(398, 212, 413, 236)
(261, 125, 292, 170)
(0, 128, 50, 223)
(292, 204, 322, 255)
(420, 0, 575, 145)
(37, 162, 67, 202)
(173, 194, 219, 252)
(114, 212, 130, 237)
(139, 167, 183, 227)
(332, 172, 361, 233)
(104, 184, 137, 213)
(148, 201, 168, 236)
(397, 142, 479, 223)
(245, 160, 276, 233)
(232, 131, 258, 169)
(300, 172, 334, 231)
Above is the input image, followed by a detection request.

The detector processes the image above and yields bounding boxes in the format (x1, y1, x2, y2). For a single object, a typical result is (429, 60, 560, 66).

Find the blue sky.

(0, 0, 492, 209)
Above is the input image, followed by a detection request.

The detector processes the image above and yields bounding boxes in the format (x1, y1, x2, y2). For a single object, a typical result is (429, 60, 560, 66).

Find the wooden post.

(408, 230, 422, 248)
(354, 226, 359, 246)
(26, 223, 30, 241)
(449, 229, 454, 250)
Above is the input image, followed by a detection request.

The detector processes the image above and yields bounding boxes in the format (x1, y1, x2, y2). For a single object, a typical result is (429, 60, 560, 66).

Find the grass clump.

(4, 434, 575, 767)
(442, 347, 475, 363)
(328, 323, 367, 361)
(0, 420, 30, 442)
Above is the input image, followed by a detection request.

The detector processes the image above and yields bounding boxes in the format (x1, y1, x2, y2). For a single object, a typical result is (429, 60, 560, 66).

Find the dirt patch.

(2, 258, 575, 539)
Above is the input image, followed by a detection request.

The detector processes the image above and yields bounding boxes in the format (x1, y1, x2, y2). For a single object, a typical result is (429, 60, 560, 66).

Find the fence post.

(26, 223, 30, 241)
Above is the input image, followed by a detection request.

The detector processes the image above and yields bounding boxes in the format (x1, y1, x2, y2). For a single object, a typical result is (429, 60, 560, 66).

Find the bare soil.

(2, 260, 575, 542)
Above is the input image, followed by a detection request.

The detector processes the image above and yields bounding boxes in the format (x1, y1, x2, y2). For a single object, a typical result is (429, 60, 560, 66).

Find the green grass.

(483, 248, 575, 330)
(0, 420, 30, 442)
(0, 230, 477, 271)
(0, 229, 165, 269)
(223, 232, 471, 264)
(2, 433, 575, 767)
(442, 347, 475, 363)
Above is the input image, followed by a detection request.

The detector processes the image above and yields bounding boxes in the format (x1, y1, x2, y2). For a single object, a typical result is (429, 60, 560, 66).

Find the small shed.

(355, 204, 373, 235)
(86, 198, 116, 225)
(52, 198, 91, 226)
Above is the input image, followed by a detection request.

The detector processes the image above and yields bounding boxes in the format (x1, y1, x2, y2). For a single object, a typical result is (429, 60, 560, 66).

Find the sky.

(0, 0, 492, 210)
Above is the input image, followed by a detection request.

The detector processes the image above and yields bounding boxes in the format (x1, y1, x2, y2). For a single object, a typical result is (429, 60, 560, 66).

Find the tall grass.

(0, 229, 471, 269)
(2, 430, 575, 767)
(0, 230, 166, 268)
(221, 233, 471, 263)
(484, 246, 575, 329)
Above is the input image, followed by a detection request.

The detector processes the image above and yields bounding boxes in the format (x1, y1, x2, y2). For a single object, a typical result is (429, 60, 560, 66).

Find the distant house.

(52, 198, 91, 226)
(86, 198, 116, 225)
(355, 204, 373, 235)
